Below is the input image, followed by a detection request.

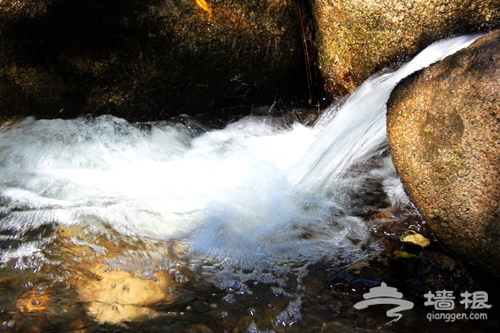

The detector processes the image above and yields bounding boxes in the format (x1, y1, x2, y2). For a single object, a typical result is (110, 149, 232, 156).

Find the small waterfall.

(0, 33, 484, 278)
(288, 33, 484, 196)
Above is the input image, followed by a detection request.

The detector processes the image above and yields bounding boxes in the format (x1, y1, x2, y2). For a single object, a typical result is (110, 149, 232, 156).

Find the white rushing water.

(290, 33, 485, 195)
(0, 34, 483, 276)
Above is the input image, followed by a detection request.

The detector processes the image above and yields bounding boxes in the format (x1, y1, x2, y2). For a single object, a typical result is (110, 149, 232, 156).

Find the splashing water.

(0, 34, 484, 327)
(0, 115, 367, 269)
(289, 33, 485, 196)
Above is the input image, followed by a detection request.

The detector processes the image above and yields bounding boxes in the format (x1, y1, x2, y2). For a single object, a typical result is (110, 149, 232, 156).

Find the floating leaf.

(196, 0, 212, 14)
(400, 230, 430, 248)
(394, 250, 417, 259)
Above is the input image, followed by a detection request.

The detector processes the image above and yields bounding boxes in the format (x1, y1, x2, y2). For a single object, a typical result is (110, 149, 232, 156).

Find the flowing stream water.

(0, 34, 487, 331)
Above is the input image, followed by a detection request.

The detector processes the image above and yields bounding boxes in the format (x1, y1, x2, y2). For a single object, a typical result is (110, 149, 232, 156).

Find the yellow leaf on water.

(393, 250, 417, 259)
(196, 0, 212, 14)
(400, 230, 430, 248)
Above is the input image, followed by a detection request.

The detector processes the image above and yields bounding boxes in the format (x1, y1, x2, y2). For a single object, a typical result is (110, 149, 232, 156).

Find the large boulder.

(387, 31, 500, 276)
(0, 0, 302, 121)
(311, 0, 500, 98)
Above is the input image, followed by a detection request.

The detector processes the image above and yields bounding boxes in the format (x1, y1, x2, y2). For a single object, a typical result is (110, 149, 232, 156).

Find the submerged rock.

(0, 0, 302, 121)
(311, 0, 500, 98)
(387, 30, 500, 276)
(74, 264, 179, 324)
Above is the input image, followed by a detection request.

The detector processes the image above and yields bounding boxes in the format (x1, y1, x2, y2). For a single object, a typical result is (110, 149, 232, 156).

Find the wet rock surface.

(0, 0, 303, 121)
(387, 30, 500, 276)
(311, 0, 500, 98)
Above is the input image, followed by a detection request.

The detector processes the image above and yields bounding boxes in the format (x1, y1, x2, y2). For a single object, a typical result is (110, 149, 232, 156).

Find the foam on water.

(0, 115, 366, 270)
(0, 34, 484, 279)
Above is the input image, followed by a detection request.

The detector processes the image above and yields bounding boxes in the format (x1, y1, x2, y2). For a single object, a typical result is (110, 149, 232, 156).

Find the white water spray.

(289, 33, 485, 196)
(0, 34, 483, 276)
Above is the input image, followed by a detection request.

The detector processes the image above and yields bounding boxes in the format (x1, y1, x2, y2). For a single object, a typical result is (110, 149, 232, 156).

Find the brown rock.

(52, 225, 187, 325)
(387, 30, 500, 276)
(311, 0, 500, 98)
(0, 0, 302, 121)
(76, 264, 178, 324)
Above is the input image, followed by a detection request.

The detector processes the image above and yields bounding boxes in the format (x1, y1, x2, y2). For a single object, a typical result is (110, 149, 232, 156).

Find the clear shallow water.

(0, 34, 487, 331)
